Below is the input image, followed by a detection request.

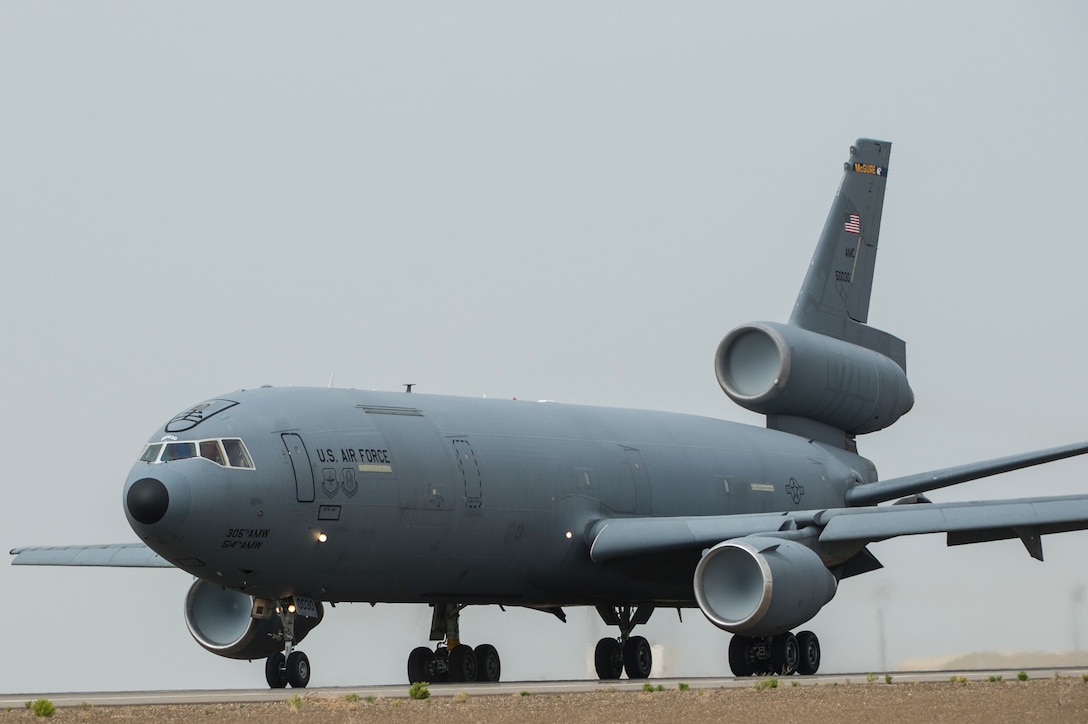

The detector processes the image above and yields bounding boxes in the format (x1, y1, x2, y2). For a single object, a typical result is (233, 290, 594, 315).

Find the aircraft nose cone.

(127, 477, 170, 525)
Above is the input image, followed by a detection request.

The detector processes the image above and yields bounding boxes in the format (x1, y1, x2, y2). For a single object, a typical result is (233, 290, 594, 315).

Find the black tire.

(770, 632, 799, 676)
(286, 651, 310, 688)
(448, 645, 478, 682)
(796, 630, 821, 675)
(265, 652, 287, 689)
(475, 643, 501, 682)
(623, 635, 653, 679)
(407, 646, 434, 683)
(594, 638, 624, 680)
(728, 635, 753, 677)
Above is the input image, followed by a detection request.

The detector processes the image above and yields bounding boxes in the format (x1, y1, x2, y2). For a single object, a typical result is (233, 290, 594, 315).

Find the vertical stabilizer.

(789, 139, 905, 369)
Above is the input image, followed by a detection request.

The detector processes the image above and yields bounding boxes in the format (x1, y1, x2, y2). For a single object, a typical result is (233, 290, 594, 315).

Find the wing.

(817, 494, 1088, 560)
(588, 494, 1088, 566)
(588, 512, 799, 563)
(844, 441, 1088, 506)
(10, 543, 173, 567)
(589, 442, 1088, 566)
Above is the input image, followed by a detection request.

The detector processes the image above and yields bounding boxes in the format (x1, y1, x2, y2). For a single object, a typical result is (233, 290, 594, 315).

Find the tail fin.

(789, 139, 906, 369)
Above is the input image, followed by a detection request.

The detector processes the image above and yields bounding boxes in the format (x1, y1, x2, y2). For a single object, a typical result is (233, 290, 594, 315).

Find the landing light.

(317, 533, 328, 543)
(565, 531, 573, 540)
(287, 603, 296, 614)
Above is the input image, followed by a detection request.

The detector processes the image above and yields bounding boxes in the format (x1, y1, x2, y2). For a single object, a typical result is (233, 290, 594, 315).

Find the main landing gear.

(265, 599, 312, 689)
(593, 604, 655, 680)
(407, 603, 502, 683)
(728, 630, 821, 676)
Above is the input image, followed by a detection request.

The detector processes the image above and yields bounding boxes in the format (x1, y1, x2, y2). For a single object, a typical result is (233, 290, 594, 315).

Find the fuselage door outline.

(450, 438, 483, 509)
(282, 433, 315, 503)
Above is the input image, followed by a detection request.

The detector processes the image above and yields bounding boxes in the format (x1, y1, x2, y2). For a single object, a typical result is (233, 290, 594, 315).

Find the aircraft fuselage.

(124, 386, 872, 607)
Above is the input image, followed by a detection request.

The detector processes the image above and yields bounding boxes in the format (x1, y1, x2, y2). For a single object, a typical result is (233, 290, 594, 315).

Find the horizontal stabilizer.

(10, 543, 173, 568)
(844, 441, 1088, 507)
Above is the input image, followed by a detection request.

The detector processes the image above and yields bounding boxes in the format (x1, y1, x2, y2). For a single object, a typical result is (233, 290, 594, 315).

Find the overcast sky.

(3, 2, 1087, 694)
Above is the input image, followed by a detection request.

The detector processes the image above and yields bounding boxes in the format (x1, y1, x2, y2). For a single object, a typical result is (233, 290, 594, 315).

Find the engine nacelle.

(715, 321, 913, 435)
(693, 537, 837, 637)
(184, 579, 323, 660)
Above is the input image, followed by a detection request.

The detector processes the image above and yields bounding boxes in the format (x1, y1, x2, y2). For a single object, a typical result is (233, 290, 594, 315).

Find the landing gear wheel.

(594, 638, 624, 680)
(796, 630, 821, 675)
(286, 651, 310, 688)
(475, 643, 501, 682)
(623, 635, 653, 679)
(448, 645, 479, 682)
(407, 646, 434, 683)
(771, 633, 799, 676)
(728, 635, 753, 677)
(265, 652, 287, 688)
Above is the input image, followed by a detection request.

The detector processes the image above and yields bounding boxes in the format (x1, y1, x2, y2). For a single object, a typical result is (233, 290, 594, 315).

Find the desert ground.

(5, 677, 1088, 723)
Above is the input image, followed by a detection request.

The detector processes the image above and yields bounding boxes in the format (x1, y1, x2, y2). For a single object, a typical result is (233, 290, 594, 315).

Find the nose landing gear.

(264, 597, 314, 688)
(265, 648, 311, 689)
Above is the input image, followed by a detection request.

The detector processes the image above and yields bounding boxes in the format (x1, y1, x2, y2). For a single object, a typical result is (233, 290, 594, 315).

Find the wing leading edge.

(589, 495, 1088, 566)
(10, 543, 173, 568)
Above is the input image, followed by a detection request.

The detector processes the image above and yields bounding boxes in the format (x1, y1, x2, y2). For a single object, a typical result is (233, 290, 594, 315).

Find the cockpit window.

(199, 440, 225, 465)
(139, 443, 163, 463)
(138, 438, 255, 470)
(162, 441, 197, 461)
(222, 439, 254, 469)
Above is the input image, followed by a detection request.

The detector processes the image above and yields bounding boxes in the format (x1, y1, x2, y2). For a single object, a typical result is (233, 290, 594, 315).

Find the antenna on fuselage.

(328, 373, 335, 388)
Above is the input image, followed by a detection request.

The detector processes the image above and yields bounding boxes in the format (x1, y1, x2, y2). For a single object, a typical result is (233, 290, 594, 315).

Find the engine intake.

(715, 321, 913, 435)
(184, 579, 323, 660)
(693, 537, 837, 637)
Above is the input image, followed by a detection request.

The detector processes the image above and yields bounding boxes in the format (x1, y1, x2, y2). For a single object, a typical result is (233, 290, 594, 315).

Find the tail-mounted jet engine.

(184, 579, 323, 659)
(715, 321, 913, 435)
(693, 537, 837, 636)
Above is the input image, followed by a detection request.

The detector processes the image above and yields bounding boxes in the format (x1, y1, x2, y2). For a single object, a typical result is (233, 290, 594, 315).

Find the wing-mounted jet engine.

(184, 579, 324, 688)
(693, 536, 837, 637)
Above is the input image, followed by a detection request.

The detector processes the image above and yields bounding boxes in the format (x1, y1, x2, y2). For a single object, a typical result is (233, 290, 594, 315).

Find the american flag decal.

(844, 213, 861, 234)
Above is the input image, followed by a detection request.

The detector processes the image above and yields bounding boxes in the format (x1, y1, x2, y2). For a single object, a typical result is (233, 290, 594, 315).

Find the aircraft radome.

(13, 138, 1088, 688)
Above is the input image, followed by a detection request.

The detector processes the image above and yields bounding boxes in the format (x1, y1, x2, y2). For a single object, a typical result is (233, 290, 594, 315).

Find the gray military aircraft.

(12, 138, 1088, 689)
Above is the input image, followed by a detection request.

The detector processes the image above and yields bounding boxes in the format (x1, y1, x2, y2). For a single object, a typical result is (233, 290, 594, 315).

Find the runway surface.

(4, 667, 1087, 708)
